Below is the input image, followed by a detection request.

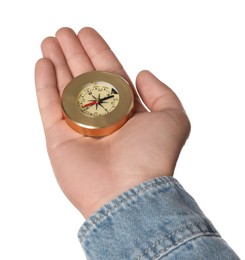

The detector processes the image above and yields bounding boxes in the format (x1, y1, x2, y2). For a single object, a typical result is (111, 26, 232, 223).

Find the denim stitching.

(89, 180, 166, 227)
(136, 222, 220, 260)
(79, 177, 175, 239)
(153, 232, 219, 260)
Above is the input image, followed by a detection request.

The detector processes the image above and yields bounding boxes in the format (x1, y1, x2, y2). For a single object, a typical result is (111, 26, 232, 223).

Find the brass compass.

(61, 71, 134, 137)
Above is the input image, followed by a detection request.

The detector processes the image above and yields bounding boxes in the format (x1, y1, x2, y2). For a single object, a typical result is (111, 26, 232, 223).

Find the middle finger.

(55, 27, 94, 77)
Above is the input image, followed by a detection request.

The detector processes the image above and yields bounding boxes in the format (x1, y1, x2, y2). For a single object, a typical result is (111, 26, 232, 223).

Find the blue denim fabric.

(78, 177, 240, 259)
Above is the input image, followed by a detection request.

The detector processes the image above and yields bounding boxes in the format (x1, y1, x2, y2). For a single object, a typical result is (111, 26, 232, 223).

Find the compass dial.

(78, 81, 120, 117)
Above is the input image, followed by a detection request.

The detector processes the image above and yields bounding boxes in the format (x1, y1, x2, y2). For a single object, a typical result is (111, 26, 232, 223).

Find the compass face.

(77, 81, 120, 117)
(61, 71, 134, 137)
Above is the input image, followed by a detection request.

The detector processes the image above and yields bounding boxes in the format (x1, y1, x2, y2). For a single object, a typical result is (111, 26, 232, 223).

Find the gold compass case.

(61, 71, 134, 137)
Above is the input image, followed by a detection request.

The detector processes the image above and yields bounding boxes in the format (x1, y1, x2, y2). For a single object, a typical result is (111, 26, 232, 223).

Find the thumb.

(136, 70, 184, 112)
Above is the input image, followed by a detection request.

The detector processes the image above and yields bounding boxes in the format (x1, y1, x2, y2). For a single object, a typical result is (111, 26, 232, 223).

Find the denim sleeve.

(78, 177, 240, 259)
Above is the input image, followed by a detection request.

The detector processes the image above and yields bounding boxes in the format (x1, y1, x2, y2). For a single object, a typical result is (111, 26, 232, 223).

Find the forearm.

(78, 177, 239, 259)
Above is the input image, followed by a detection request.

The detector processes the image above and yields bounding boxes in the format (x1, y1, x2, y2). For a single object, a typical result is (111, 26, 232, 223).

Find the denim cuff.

(78, 177, 220, 259)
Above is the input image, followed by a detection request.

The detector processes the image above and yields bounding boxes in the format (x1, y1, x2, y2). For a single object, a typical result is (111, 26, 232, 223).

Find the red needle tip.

(81, 100, 98, 108)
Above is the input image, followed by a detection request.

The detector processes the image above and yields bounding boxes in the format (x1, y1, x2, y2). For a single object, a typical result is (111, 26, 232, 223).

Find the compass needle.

(81, 100, 98, 108)
(100, 95, 114, 102)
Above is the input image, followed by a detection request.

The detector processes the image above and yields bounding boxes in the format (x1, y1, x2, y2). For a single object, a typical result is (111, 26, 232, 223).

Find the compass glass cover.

(77, 81, 120, 117)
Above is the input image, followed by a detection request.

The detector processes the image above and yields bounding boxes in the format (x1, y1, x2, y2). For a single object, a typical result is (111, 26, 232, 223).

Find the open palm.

(35, 27, 190, 218)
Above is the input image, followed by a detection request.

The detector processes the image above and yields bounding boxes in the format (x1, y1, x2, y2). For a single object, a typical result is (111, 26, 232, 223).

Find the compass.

(61, 71, 134, 137)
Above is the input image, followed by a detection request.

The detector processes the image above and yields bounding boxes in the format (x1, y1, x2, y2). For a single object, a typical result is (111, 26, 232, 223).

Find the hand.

(35, 27, 190, 218)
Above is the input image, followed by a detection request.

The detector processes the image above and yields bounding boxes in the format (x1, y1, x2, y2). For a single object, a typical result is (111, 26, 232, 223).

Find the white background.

(0, 0, 244, 259)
